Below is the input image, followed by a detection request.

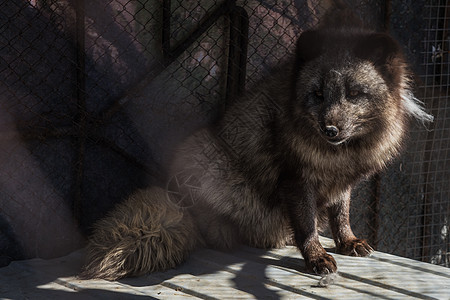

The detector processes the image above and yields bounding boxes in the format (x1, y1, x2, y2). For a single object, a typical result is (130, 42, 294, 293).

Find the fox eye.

(348, 90, 360, 97)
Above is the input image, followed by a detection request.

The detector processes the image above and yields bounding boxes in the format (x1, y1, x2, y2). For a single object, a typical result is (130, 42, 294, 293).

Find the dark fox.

(80, 6, 433, 280)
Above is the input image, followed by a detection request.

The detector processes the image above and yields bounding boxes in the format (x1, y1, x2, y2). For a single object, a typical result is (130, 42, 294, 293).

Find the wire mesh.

(0, 0, 448, 269)
(413, 0, 449, 266)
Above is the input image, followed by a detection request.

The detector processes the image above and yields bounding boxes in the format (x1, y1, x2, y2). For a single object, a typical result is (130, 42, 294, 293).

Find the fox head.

(290, 29, 432, 146)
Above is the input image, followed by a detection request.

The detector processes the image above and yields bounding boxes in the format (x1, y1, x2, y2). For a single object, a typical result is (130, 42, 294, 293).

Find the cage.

(0, 0, 448, 269)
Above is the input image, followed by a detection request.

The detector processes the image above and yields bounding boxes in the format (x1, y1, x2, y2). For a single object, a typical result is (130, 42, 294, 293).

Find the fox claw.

(306, 252, 337, 275)
(337, 238, 373, 257)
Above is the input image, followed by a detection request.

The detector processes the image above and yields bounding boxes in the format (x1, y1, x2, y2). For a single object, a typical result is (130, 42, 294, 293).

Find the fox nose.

(323, 125, 339, 137)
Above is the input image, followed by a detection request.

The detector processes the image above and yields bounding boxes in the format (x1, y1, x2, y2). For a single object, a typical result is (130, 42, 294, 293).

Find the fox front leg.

(327, 189, 373, 257)
(284, 185, 337, 275)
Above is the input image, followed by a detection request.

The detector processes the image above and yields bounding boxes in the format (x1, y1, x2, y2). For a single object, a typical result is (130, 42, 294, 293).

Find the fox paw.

(306, 252, 337, 275)
(336, 238, 373, 257)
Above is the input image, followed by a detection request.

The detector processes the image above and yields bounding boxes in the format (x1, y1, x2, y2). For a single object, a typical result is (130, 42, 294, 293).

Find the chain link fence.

(0, 0, 448, 268)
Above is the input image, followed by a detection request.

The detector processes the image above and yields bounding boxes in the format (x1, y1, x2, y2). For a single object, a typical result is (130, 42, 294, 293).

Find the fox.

(80, 4, 433, 280)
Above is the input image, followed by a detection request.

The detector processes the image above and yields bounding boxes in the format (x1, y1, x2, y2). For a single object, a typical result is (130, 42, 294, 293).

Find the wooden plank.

(0, 251, 194, 299)
(189, 248, 430, 299)
(240, 242, 450, 300)
(145, 251, 306, 299)
(0, 237, 449, 299)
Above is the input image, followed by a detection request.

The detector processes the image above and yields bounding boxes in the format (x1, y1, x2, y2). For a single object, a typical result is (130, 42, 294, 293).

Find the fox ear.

(355, 33, 402, 65)
(295, 30, 323, 64)
(355, 33, 404, 86)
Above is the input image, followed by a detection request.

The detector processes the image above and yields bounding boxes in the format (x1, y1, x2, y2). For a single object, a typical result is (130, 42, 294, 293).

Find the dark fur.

(80, 6, 432, 280)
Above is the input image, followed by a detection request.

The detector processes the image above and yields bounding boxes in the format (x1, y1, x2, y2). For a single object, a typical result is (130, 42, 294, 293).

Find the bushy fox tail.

(79, 187, 200, 280)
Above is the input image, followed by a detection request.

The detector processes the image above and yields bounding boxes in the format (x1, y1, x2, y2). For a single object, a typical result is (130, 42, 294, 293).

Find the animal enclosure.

(0, 0, 448, 269)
